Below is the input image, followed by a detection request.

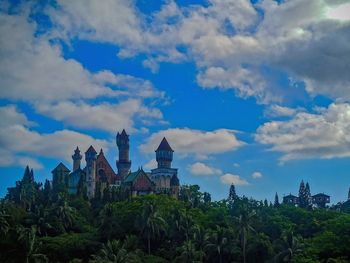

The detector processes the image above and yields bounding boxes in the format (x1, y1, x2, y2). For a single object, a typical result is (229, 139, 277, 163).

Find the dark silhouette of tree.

(228, 184, 238, 202)
(274, 193, 280, 207)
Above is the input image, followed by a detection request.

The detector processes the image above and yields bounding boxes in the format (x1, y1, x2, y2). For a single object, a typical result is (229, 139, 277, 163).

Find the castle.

(51, 130, 180, 199)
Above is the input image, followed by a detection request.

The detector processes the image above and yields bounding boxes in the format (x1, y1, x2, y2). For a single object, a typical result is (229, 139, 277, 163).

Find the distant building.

(283, 194, 299, 205)
(51, 130, 180, 199)
(312, 193, 330, 208)
(283, 181, 330, 208)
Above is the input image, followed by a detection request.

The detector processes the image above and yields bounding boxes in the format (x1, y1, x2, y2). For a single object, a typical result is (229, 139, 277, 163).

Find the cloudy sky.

(1, 0, 350, 202)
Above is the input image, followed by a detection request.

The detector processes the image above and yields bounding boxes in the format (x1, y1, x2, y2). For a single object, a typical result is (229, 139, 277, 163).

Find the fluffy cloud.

(46, 0, 350, 102)
(0, 105, 109, 168)
(256, 103, 350, 161)
(264, 105, 301, 118)
(220, 173, 249, 186)
(0, 10, 165, 133)
(140, 128, 244, 159)
(188, 162, 222, 176)
(252, 171, 263, 179)
(36, 99, 163, 134)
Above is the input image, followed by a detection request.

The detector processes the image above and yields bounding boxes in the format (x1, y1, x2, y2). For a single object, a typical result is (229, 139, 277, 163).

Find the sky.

(1, 0, 350, 203)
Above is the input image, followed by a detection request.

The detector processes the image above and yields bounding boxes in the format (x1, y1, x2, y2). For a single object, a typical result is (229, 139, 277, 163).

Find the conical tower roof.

(85, 145, 97, 154)
(156, 137, 174, 152)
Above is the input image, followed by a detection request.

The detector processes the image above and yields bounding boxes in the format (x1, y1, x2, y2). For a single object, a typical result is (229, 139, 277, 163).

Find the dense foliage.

(1, 168, 350, 262)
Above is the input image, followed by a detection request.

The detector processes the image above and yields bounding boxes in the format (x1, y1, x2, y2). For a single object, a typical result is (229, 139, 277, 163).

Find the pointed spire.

(99, 148, 104, 155)
(156, 137, 174, 152)
(85, 145, 97, 154)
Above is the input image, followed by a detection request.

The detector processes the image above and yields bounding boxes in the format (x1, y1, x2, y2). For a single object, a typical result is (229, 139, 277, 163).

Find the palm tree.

(55, 198, 76, 231)
(0, 210, 10, 236)
(180, 210, 194, 242)
(234, 207, 256, 263)
(175, 240, 202, 263)
(91, 239, 140, 263)
(192, 225, 209, 262)
(206, 226, 228, 263)
(17, 226, 48, 263)
(273, 229, 303, 262)
(138, 201, 166, 255)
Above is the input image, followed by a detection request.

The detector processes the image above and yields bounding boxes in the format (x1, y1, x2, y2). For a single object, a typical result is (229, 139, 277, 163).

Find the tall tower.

(156, 137, 174, 168)
(116, 129, 131, 180)
(72, 146, 82, 171)
(85, 145, 97, 199)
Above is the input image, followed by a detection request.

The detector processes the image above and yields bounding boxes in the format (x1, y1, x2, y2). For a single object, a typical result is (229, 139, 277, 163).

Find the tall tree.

(228, 184, 238, 202)
(305, 183, 312, 208)
(274, 193, 280, 207)
(298, 180, 309, 208)
(138, 201, 166, 255)
(235, 207, 256, 263)
(206, 226, 229, 263)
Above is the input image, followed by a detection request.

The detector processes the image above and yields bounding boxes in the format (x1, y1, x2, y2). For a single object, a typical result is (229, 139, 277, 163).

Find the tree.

(203, 192, 211, 204)
(192, 225, 209, 262)
(54, 198, 76, 231)
(273, 229, 303, 262)
(17, 226, 48, 263)
(206, 226, 229, 263)
(274, 193, 280, 207)
(298, 180, 309, 209)
(305, 183, 312, 208)
(0, 209, 10, 236)
(91, 239, 140, 263)
(235, 207, 256, 263)
(228, 184, 237, 202)
(138, 201, 166, 255)
(175, 240, 203, 263)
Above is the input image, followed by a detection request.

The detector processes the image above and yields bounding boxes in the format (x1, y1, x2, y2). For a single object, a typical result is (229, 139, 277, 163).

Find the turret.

(155, 137, 174, 169)
(72, 146, 82, 171)
(85, 145, 97, 199)
(116, 129, 131, 180)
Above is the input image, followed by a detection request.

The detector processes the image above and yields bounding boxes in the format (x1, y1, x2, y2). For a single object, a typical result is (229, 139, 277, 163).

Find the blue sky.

(1, 0, 350, 203)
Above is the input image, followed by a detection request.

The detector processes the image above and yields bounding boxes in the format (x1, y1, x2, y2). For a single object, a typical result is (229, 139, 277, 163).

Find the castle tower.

(85, 145, 97, 199)
(116, 129, 131, 180)
(155, 137, 174, 169)
(72, 146, 82, 171)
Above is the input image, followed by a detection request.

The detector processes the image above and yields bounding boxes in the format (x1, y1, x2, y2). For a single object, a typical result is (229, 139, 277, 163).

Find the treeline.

(1, 167, 350, 262)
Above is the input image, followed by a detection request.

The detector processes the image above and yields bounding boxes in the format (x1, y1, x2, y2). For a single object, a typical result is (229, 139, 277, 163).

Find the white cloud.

(140, 128, 244, 159)
(36, 99, 163, 134)
(45, 0, 350, 102)
(220, 173, 249, 186)
(252, 171, 263, 179)
(256, 103, 350, 161)
(188, 162, 221, 176)
(0, 105, 109, 168)
(264, 105, 300, 118)
(0, 10, 165, 134)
